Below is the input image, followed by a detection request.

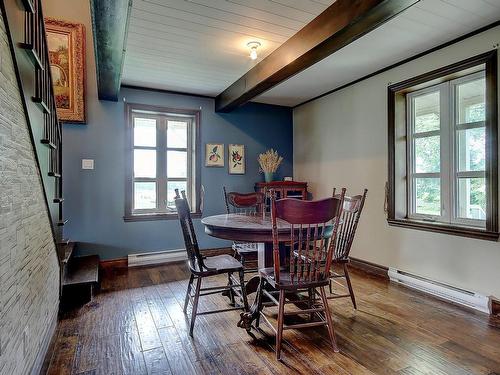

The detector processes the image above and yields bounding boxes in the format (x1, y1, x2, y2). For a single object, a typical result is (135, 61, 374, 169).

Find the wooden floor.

(43, 261, 500, 375)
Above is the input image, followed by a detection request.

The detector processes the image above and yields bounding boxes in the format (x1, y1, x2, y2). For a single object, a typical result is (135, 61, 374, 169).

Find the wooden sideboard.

(255, 181, 308, 200)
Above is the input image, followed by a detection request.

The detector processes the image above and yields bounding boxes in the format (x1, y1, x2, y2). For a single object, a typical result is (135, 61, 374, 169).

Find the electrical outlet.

(82, 159, 94, 170)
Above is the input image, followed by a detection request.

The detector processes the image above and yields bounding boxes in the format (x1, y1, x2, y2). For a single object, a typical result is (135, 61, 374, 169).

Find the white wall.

(294, 26, 500, 299)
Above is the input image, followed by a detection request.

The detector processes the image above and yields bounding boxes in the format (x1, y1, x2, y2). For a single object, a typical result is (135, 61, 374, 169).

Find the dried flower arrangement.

(258, 149, 283, 173)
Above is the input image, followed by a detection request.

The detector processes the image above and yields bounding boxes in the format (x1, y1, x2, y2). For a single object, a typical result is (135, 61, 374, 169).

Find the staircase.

(2, 0, 99, 300)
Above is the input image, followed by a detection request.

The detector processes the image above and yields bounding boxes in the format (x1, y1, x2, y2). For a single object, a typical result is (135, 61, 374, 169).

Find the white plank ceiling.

(255, 0, 500, 107)
(121, 0, 336, 96)
(122, 0, 500, 105)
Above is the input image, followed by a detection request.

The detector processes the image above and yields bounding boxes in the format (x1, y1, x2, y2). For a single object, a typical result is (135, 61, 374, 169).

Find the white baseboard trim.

(128, 249, 187, 267)
(388, 267, 490, 314)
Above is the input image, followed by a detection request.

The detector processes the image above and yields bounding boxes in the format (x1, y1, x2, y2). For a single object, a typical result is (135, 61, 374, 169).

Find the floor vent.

(388, 267, 490, 314)
(128, 250, 187, 267)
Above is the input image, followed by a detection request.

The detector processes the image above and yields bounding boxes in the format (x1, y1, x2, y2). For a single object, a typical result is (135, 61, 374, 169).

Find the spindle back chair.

(256, 189, 345, 360)
(175, 189, 249, 336)
(327, 188, 368, 308)
(223, 187, 265, 271)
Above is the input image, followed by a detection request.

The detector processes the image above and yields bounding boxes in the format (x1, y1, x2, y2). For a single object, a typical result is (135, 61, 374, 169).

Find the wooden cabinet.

(255, 181, 308, 200)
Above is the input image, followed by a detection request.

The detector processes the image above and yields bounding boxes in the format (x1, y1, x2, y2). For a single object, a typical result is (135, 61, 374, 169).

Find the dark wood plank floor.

(43, 262, 500, 375)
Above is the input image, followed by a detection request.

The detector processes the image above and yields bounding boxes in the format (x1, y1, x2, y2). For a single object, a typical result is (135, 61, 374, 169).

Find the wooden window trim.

(387, 50, 499, 241)
(124, 103, 201, 222)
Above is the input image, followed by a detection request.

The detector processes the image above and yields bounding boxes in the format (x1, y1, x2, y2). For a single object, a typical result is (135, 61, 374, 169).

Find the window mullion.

(440, 82, 452, 223)
(157, 117, 168, 211)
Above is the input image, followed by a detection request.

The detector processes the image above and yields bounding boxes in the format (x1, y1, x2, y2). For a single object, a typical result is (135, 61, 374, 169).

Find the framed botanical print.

(228, 144, 245, 174)
(205, 143, 224, 167)
(45, 18, 86, 123)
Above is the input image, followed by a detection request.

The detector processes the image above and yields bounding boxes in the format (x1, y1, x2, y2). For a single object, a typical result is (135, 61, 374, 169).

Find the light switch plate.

(82, 159, 94, 170)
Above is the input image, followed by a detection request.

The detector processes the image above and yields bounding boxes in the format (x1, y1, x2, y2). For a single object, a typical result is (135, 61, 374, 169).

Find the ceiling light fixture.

(247, 41, 261, 60)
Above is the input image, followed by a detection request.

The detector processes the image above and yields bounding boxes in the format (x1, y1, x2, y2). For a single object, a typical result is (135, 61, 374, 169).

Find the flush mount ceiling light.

(247, 41, 261, 60)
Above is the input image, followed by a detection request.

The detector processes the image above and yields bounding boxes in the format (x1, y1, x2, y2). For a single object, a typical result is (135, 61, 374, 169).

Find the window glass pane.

(457, 127, 485, 172)
(457, 77, 485, 124)
(167, 151, 187, 178)
(167, 120, 188, 148)
(134, 149, 156, 178)
(415, 136, 440, 173)
(134, 118, 156, 147)
(415, 178, 440, 216)
(414, 92, 440, 133)
(134, 182, 156, 209)
(167, 181, 187, 209)
(457, 177, 486, 220)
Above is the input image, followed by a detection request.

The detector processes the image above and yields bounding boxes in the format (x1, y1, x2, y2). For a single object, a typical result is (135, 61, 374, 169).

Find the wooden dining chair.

(327, 188, 368, 308)
(255, 189, 345, 360)
(223, 187, 265, 272)
(174, 189, 249, 336)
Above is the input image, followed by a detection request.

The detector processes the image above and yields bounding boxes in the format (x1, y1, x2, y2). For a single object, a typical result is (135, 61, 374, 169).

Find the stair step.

(32, 96, 50, 113)
(19, 43, 43, 70)
(21, 0, 35, 13)
(57, 241, 75, 265)
(63, 255, 100, 287)
(41, 139, 56, 149)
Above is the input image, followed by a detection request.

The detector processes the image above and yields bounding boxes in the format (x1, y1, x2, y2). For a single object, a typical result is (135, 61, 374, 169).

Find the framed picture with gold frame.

(228, 144, 245, 174)
(205, 143, 224, 167)
(45, 18, 86, 123)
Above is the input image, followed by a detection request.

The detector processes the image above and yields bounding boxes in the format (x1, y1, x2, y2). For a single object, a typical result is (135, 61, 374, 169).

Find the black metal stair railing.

(19, 0, 64, 232)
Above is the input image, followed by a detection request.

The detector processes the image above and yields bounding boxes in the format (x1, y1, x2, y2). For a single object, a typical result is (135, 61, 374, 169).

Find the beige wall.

(294, 26, 500, 299)
(0, 9, 59, 375)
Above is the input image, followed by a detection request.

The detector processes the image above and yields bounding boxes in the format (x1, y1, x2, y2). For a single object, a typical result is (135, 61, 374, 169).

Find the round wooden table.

(202, 213, 307, 330)
(202, 213, 291, 270)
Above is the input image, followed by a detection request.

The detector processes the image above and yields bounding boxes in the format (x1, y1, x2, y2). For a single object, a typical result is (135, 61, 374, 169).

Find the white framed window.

(125, 104, 200, 221)
(387, 51, 498, 240)
(407, 72, 486, 228)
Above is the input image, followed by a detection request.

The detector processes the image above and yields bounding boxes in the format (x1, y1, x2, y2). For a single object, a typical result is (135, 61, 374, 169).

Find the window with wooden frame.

(388, 51, 498, 240)
(125, 103, 201, 221)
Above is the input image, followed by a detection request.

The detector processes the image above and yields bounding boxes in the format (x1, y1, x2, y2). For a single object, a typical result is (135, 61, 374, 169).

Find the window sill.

(124, 212, 202, 222)
(387, 218, 499, 241)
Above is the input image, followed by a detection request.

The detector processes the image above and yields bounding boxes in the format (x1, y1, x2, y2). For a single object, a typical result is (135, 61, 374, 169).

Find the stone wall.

(0, 8, 59, 375)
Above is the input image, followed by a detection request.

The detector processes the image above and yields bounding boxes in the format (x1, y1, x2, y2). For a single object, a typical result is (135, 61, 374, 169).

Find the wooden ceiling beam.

(215, 0, 420, 112)
(90, 0, 132, 101)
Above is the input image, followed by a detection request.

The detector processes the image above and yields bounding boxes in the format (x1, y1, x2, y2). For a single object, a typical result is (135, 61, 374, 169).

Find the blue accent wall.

(62, 87, 293, 259)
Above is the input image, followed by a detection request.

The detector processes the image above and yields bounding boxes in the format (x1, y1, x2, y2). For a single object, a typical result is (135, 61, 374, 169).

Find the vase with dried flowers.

(258, 149, 283, 183)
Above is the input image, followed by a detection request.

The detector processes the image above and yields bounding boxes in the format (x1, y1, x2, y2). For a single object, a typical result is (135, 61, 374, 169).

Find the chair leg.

(227, 272, 235, 305)
(343, 264, 357, 309)
(319, 286, 339, 353)
(276, 290, 285, 361)
(238, 270, 249, 312)
(189, 276, 202, 336)
(255, 278, 265, 328)
(308, 288, 315, 321)
(184, 274, 194, 313)
(329, 278, 333, 294)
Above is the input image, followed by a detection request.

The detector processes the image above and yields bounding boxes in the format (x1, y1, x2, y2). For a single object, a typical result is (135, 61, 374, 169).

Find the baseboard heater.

(388, 267, 490, 314)
(128, 249, 187, 267)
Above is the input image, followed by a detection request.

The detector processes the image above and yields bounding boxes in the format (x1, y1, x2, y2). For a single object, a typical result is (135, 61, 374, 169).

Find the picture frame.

(205, 143, 224, 167)
(228, 144, 245, 174)
(45, 18, 86, 123)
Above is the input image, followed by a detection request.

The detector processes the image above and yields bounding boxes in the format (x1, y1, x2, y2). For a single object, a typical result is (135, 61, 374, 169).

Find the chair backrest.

(332, 188, 368, 260)
(174, 189, 205, 272)
(223, 187, 265, 214)
(270, 189, 345, 283)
